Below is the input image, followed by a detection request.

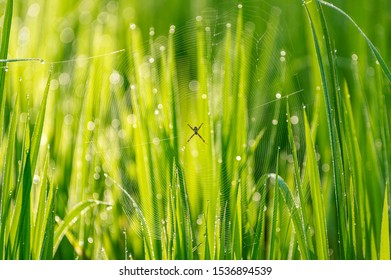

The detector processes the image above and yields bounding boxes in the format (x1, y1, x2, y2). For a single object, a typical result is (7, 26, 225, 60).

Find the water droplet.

(290, 115, 299, 125)
(64, 114, 73, 125)
(33, 175, 41, 184)
(170, 25, 175, 34)
(202, 94, 207, 99)
(196, 16, 202, 22)
(153, 137, 160, 145)
(130, 23, 136, 30)
(276, 92, 281, 99)
(87, 121, 95, 131)
(280, 50, 286, 56)
(253, 192, 261, 202)
(111, 118, 120, 128)
(154, 110, 159, 115)
(149, 27, 155, 36)
(28, 3, 41, 17)
(88, 237, 94, 244)
(272, 119, 278, 125)
(110, 71, 122, 85)
(236, 155, 241, 161)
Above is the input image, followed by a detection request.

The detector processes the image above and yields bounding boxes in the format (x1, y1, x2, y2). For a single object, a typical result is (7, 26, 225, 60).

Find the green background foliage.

(0, 0, 390, 259)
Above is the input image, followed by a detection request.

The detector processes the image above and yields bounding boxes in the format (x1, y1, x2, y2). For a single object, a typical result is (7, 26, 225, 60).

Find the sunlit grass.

(0, 0, 390, 260)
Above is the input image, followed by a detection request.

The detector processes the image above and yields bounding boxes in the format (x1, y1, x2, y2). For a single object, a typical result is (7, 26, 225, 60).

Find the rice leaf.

(53, 200, 109, 254)
(269, 149, 280, 259)
(319, 0, 391, 83)
(30, 71, 52, 175)
(380, 185, 390, 260)
(40, 173, 56, 260)
(303, 1, 347, 258)
(250, 175, 268, 259)
(304, 109, 329, 259)
(0, 0, 13, 105)
(0, 92, 19, 259)
(272, 174, 309, 259)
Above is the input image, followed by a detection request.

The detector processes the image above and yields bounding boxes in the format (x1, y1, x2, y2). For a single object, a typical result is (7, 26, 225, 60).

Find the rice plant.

(0, 0, 390, 260)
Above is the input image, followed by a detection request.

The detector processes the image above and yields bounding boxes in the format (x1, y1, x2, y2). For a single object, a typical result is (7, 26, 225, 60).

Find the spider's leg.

(198, 123, 204, 129)
(187, 133, 196, 143)
(187, 124, 194, 130)
(197, 133, 206, 144)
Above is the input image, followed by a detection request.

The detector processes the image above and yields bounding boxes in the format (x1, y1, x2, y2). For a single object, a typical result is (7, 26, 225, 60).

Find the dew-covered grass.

(0, 0, 390, 260)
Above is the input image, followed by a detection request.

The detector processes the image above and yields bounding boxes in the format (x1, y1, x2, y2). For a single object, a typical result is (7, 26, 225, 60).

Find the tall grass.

(0, 0, 390, 259)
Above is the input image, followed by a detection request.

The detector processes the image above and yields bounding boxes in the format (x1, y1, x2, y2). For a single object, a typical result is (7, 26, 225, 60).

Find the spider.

(187, 123, 206, 144)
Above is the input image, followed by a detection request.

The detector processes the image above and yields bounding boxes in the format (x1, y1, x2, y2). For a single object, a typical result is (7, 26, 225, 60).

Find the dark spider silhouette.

(187, 123, 206, 144)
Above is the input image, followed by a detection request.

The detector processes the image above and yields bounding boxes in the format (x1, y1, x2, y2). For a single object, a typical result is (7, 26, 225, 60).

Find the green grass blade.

(30, 71, 52, 175)
(0, 0, 13, 105)
(32, 149, 50, 259)
(303, 1, 347, 258)
(273, 174, 309, 259)
(269, 149, 280, 260)
(9, 121, 32, 259)
(304, 109, 329, 259)
(250, 175, 268, 259)
(232, 182, 243, 259)
(319, 0, 391, 83)
(286, 102, 311, 258)
(18, 134, 32, 260)
(380, 185, 390, 260)
(40, 170, 56, 260)
(104, 173, 155, 259)
(0, 92, 19, 259)
(53, 200, 109, 254)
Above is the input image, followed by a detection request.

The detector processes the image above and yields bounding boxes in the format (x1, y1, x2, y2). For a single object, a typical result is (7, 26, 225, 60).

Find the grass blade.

(319, 0, 391, 83)
(304, 109, 329, 259)
(53, 200, 109, 254)
(0, 0, 13, 105)
(272, 174, 309, 259)
(303, 1, 347, 258)
(269, 149, 280, 260)
(30, 71, 52, 175)
(380, 185, 390, 260)
(0, 92, 19, 259)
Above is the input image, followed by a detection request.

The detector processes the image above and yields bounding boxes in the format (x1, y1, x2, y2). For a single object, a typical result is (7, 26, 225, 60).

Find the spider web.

(93, 0, 318, 249)
(2, 0, 321, 258)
